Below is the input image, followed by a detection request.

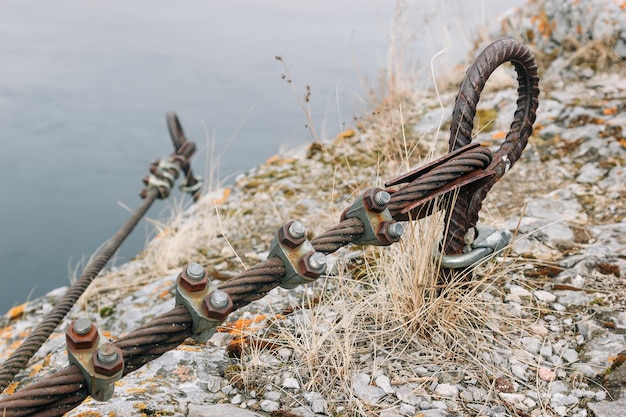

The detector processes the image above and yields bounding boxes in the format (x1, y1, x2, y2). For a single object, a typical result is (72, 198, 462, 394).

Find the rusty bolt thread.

(66, 320, 99, 350)
(277, 221, 306, 249)
(203, 291, 233, 321)
(377, 221, 403, 246)
(298, 251, 327, 278)
(92, 343, 124, 376)
(364, 188, 389, 213)
(287, 221, 306, 239)
(178, 264, 209, 292)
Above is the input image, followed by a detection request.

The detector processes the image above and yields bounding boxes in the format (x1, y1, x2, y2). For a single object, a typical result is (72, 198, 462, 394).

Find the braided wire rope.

(0, 144, 196, 393)
(444, 38, 540, 255)
(0, 144, 492, 416)
(0, 38, 540, 417)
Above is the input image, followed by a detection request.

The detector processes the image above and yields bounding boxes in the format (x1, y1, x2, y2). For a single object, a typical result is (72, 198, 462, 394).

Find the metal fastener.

(386, 222, 404, 239)
(73, 318, 93, 335)
(374, 190, 391, 206)
(209, 289, 229, 309)
(186, 262, 205, 280)
(307, 252, 326, 272)
(96, 343, 119, 364)
(288, 221, 306, 239)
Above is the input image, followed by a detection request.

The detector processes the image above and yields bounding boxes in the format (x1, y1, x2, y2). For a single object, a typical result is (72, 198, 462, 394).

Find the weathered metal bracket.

(175, 263, 232, 342)
(268, 221, 327, 289)
(66, 319, 123, 401)
(434, 224, 512, 269)
(342, 188, 404, 246)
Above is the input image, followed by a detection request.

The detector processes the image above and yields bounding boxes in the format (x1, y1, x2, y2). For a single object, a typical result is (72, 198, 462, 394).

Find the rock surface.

(1, 0, 625, 416)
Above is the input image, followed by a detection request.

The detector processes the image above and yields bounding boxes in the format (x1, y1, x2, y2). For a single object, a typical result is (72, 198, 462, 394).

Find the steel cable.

(0, 145, 492, 416)
(0, 39, 538, 417)
(0, 144, 196, 393)
(444, 38, 539, 255)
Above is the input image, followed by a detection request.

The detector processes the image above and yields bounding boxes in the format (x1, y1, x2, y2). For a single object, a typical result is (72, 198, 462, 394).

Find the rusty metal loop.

(0, 125, 198, 394)
(166, 112, 202, 201)
(444, 38, 539, 256)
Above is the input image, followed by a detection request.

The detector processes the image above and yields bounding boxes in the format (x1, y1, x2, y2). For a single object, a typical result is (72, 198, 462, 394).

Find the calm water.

(0, 0, 520, 313)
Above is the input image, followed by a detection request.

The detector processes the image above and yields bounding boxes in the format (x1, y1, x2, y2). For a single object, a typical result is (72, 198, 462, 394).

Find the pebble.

(534, 290, 557, 303)
(260, 400, 280, 413)
(375, 374, 395, 394)
(282, 377, 300, 390)
(434, 383, 459, 399)
(303, 391, 326, 414)
(352, 373, 386, 405)
(538, 367, 556, 382)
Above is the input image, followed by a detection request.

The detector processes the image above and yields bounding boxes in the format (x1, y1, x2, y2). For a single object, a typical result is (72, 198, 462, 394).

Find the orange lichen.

(335, 128, 356, 140)
(6, 304, 26, 321)
(603, 106, 618, 115)
(158, 289, 170, 299)
(2, 382, 20, 395)
(125, 387, 148, 394)
(211, 188, 231, 205)
(491, 131, 507, 140)
(73, 412, 102, 417)
(28, 363, 44, 376)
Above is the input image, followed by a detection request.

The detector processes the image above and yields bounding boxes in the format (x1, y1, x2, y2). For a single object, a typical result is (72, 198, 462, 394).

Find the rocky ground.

(1, 0, 625, 416)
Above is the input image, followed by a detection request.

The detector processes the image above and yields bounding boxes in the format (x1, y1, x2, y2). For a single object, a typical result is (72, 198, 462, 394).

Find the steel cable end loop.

(141, 155, 183, 199)
(269, 221, 327, 289)
(175, 263, 230, 342)
(66, 319, 124, 402)
(342, 188, 404, 246)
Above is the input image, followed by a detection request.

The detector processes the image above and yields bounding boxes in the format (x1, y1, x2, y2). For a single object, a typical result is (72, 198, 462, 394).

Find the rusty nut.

(92, 343, 124, 376)
(377, 221, 403, 246)
(297, 251, 327, 278)
(363, 188, 391, 213)
(178, 263, 208, 292)
(202, 290, 233, 321)
(66, 319, 99, 351)
(277, 221, 307, 249)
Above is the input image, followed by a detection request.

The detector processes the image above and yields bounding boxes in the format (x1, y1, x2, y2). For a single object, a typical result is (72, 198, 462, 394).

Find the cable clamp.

(268, 221, 327, 289)
(174, 263, 232, 342)
(65, 319, 123, 401)
(342, 188, 404, 246)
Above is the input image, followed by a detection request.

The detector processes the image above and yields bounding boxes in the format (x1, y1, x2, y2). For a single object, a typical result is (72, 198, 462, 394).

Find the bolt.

(387, 222, 404, 239)
(363, 188, 390, 213)
(288, 221, 306, 239)
(374, 191, 391, 206)
(209, 289, 229, 309)
(66, 319, 99, 350)
(73, 318, 93, 335)
(277, 221, 307, 249)
(307, 252, 326, 271)
(92, 343, 124, 376)
(203, 290, 233, 321)
(96, 343, 119, 364)
(178, 263, 208, 292)
(186, 262, 205, 280)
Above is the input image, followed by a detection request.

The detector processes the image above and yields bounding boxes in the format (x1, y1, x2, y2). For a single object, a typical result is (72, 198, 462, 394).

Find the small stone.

(352, 373, 385, 405)
(499, 392, 526, 405)
(399, 403, 416, 416)
(538, 367, 556, 382)
(303, 391, 326, 414)
(263, 391, 281, 401)
(511, 363, 528, 381)
(562, 348, 579, 362)
(282, 377, 300, 390)
(534, 290, 556, 303)
(375, 375, 395, 394)
(231, 394, 243, 405)
(396, 385, 422, 406)
(521, 337, 541, 354)
(260, 400, 280, 413)
(529, 324, 549, 336)
(551, 393, 578, 408)
(434, 383, 459, 399)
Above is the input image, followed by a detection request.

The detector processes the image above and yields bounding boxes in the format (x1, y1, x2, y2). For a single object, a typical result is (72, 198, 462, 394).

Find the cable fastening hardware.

(269, 221, 327, 289)
(342, 188, 404, 246)
(175, 263, 232, 342)
(66, 319, 123, 402)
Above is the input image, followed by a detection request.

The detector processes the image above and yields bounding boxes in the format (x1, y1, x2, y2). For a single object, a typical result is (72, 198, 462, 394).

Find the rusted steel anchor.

(166, 112, 203, 201)
(387, 38, 539, 278)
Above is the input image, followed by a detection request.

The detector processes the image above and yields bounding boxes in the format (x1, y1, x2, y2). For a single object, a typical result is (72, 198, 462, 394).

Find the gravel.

(1, 0, 625, 416)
